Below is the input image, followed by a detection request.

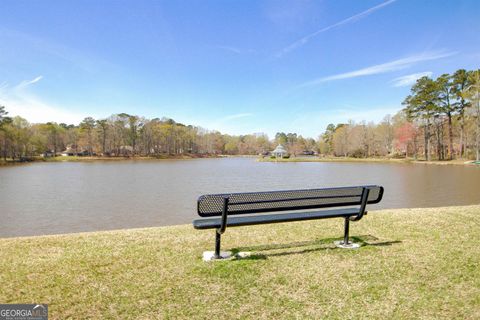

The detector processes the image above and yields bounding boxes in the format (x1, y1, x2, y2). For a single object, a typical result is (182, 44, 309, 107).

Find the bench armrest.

(350, 187, 370, 221)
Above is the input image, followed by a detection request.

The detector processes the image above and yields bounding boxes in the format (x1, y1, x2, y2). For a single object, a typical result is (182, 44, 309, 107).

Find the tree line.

(0, 109, 274, 160)
(0, 68, 479, 162)
(319, 69, 480, 161)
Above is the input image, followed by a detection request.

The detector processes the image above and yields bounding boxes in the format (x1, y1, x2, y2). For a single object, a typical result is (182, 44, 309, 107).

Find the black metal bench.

(193, 185, 384, 259)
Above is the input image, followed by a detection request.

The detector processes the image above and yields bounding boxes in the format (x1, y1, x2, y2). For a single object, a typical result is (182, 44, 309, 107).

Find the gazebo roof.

(272, 144, 287, 154)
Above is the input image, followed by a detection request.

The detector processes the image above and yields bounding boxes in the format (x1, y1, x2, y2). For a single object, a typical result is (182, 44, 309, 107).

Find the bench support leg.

(202, 231, 231, 261)
(334, 217, 360, 249)
(343, 217, 350, 245)
(215, 230, 221, 259)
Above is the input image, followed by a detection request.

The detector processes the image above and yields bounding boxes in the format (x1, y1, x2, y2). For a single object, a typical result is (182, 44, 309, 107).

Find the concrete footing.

(334, 241, 361, 249)
(202, 251, 252, 261)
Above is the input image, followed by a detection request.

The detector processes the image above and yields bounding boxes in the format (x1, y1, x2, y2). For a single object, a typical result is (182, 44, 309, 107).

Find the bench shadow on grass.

(230, 235, 402, 260)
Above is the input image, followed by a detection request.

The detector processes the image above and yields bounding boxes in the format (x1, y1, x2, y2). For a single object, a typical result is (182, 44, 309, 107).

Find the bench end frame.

(214, 197, 229, 259)
(340, 187, 370, 247)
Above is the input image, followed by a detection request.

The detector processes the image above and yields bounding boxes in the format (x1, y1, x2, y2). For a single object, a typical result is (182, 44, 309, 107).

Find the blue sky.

(0, 0, 479, 138)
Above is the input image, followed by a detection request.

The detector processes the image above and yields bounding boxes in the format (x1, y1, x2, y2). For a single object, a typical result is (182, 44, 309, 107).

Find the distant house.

(41, 150, 55, 158)
(301, 150, 315, 156)
(272, 144, 288, 159)
(119, 145, 134, 155)
(77, 150, 91, 156)
(61, 147, 76, 156)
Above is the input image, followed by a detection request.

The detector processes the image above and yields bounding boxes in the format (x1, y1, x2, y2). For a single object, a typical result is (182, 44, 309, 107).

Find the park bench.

(193, 185, 384, 260)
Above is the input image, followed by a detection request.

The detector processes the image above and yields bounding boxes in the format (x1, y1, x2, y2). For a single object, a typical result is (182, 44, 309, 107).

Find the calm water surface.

(1, 158, 479, 237)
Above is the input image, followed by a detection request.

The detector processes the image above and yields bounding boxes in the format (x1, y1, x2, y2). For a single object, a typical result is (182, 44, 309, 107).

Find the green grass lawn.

(1, 206, 479, 319)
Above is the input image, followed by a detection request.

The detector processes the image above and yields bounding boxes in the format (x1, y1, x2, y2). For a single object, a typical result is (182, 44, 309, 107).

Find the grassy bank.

(1, 205, 479, 319)
(258, 156, 477, 166)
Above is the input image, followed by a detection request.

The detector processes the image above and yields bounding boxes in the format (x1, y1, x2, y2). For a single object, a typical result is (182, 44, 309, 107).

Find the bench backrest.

(197, 185, 383, 217)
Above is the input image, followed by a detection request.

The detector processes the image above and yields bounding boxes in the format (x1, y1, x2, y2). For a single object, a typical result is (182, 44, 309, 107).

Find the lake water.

(1, 158, 479, 238)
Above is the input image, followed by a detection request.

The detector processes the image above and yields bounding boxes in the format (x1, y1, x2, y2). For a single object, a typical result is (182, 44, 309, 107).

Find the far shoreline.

(1, 154, 478, 166)
(257, 156, 479, 166)
(0, 154, 225, 166)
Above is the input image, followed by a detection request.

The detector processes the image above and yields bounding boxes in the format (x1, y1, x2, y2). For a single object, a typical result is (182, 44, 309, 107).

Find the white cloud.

(390, 72, 433, 87)
(16, 75, 43, 89)
(3, 97, 87, 125)
(277, 0, 396, 57)
(298, 51, 456, 88)
(0, 79, 93, 125)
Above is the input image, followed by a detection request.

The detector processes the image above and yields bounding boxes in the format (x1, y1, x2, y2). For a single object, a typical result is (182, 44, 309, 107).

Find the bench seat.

(193, 207, 362, 230)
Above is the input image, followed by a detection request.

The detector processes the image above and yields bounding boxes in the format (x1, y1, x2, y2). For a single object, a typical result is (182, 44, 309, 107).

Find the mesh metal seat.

(193, 185, 384, 259)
